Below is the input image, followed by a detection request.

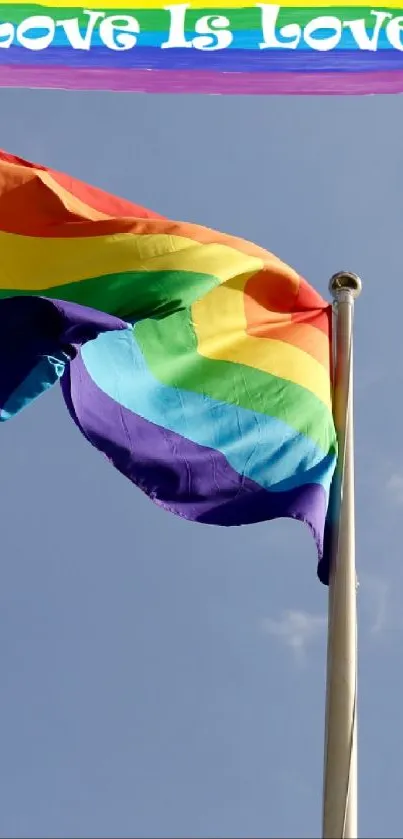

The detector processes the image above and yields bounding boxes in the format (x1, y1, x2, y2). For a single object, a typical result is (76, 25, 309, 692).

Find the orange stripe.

(0, 148, 161, 219)
(245, 310, 331, 367)
(245, 269, 328, 315)
(49, 170, 163, 220)
(294, 275, 330, 314)
(244, 271, 331, 366)
(0, 148, 162, 220)
(0, 158, 110, 227)
(0, 149, 46, 174)
(0, 153, 163, 235)
(0, 161, 111, 228)
(290, 308, 330, 335)
(244, 270, 328, 318)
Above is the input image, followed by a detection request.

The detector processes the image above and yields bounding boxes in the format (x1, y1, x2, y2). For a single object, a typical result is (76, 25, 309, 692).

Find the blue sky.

(0, 89, 402, 838)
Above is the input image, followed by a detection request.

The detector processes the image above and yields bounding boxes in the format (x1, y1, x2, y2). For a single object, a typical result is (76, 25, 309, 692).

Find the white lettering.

(17, 15, 55, 50)
(0, 22, 14, 48)
(258, 4, 301, 50)
(193, 15, 233, 50)
(162, 4, 192, 48)
(386, 15, 403, 50)
(304, 15, 342, 51)
(57, 9, 104, 51)
(345, 10, 391, 51)
(99, 15, 139, 50)
(4, 6, 403, 56)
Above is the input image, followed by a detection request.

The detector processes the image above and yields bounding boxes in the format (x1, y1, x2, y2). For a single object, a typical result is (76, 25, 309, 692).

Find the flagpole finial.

(329, 271, 362, 300)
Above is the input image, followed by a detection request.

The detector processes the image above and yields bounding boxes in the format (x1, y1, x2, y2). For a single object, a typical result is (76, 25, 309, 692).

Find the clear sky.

(0, 88, 401, 839)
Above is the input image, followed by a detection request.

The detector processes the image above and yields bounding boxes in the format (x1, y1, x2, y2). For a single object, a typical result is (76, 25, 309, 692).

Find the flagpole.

(322, 271, 362, 839)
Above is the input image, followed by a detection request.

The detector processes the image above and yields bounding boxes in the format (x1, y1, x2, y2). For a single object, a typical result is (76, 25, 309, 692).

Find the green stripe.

(134, 308, 336, 455)
(3, 5, 394, 29)
(0, 268, 221, 320)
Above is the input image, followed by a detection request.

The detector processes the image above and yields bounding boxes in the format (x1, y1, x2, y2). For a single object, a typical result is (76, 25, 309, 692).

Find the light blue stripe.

(0, 353, 67, 422)
(80, 328, 335, 495)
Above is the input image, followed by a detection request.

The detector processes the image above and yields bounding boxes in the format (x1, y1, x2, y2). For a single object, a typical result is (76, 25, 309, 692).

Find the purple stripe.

(0, 65, 402, 94)
(61, 353, 328, 574)
(1, 47, 402, 72)
(0, 296, 126, 410)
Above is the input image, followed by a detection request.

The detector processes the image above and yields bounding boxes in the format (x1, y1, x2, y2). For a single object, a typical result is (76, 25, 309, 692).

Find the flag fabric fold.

(0, 295, 128, 420)
(0, 149, 337, 582)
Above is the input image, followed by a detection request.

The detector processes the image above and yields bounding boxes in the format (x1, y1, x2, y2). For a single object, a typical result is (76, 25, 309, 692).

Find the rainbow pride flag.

(0, 2, 402, 95)
(0, 150, 337, 582)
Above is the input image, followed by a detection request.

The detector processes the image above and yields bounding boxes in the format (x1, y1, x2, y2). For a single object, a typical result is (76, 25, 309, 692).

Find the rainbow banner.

(0, 2, 402, 95)
(0, 149, 337, 582)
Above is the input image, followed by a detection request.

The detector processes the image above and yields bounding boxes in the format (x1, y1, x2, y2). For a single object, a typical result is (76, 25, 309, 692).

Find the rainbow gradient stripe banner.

(0, 2, 402, 95)
(0, 149, 336, 582)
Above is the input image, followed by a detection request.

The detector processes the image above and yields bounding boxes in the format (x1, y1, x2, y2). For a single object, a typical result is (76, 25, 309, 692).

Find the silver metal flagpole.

(322, 271, 362, 839)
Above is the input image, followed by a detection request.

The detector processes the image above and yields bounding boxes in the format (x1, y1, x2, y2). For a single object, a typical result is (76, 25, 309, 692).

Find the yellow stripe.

(191, 274, 332, 408)
(0, 0, 399, 7)
(0, 230, 263, 290)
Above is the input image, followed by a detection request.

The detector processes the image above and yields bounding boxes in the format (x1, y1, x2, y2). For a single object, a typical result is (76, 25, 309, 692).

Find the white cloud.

(261, 610, 327, 663)
(358, 571, 389, 636)
(262, 575, 390, 666)
(386, 473, 403, 506)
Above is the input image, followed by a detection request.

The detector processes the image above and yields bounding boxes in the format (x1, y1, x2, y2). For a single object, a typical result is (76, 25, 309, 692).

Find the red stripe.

(0, 148, 163, 229)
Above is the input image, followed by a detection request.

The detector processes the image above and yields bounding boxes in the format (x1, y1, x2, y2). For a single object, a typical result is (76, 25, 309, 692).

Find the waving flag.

(0, 149, 337, 579)
(0, 2, 401, 96)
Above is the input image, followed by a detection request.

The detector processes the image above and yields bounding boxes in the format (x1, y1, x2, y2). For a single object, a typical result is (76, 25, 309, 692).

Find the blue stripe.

(1, 46, 401, 72)
(80, 328, 335, 495)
